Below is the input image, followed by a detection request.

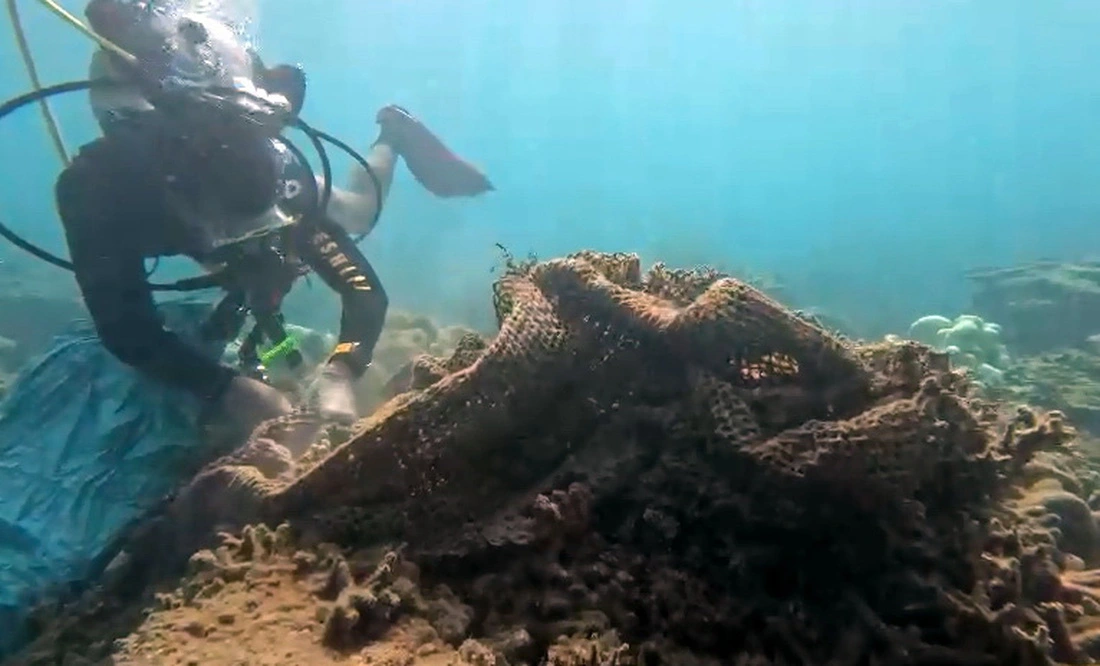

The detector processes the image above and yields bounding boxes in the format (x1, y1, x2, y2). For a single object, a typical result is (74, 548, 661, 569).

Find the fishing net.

(19, 250, 1087, 664)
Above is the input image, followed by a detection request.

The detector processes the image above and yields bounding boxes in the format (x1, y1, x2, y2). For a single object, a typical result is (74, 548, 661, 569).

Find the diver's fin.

(377, 105, 494, 198)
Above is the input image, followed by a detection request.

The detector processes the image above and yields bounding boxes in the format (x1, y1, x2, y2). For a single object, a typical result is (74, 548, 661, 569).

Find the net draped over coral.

(18, 251, 1091, 665)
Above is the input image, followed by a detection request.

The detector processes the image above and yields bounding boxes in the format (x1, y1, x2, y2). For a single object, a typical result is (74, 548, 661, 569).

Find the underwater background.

(2, 0, 1100, 338)
(9, 4, 1100, 662)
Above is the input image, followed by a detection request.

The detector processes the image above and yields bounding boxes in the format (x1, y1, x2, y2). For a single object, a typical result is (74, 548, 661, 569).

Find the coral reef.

(901, 313, 1010, 388)
(992, 350, 1100, 434)
(967, 261, 1100, 354)
(8, 251, 1100, 665)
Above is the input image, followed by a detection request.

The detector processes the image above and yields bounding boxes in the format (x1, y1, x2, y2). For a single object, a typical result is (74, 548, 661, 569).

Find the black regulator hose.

(0, 78, 381, 290)
(0, 81, 89, 272)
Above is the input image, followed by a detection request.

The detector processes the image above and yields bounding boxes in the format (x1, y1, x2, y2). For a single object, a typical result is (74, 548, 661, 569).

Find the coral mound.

(12, 251, 1092, 665)
(967, 261, 1100, 354)
(994, 350, 1100, 435)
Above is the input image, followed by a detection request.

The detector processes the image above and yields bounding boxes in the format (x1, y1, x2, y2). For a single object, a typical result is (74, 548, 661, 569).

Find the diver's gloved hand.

(310, 361, 358, 424)
(209, 375, 293, 441)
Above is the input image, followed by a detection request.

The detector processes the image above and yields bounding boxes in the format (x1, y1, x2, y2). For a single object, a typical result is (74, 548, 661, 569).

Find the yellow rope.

(6, 0, 139, 167)
(33, 0, 136, 64)
(6, 0, 69, 165)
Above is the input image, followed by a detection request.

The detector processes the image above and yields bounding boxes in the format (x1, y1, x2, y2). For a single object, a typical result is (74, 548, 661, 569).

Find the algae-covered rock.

(967, 261, 1100, 354)
(992, 349, 1100, 433)
(0, 281, 83, 369)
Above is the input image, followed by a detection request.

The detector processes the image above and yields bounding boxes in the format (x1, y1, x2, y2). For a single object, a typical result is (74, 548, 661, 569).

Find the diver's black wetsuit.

(56, 114, 387, 404)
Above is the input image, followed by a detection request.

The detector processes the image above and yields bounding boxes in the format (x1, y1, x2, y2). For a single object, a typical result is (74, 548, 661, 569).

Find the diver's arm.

(250, 53, 395, 235)
(319, 142, 397, 236)
(70, 246, 237, 402)
(56, 172, 238, 402)
(323, 184, 380, 236)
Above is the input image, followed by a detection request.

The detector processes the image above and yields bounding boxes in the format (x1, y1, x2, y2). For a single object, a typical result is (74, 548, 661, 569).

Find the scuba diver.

(57, 0, 494, 439)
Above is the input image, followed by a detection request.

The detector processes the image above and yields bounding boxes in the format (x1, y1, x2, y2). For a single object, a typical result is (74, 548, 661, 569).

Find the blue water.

(2, 0, 1100, 336)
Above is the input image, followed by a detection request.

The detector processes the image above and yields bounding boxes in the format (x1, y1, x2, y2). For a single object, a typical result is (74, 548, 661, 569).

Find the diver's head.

(87, 2, 299, 254)
(161, 121, 293, 256)
(86, 1, 289, 118)
(87, 1, 248, 80)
